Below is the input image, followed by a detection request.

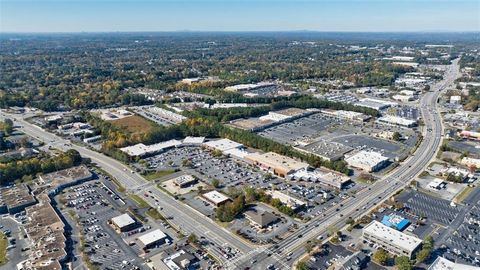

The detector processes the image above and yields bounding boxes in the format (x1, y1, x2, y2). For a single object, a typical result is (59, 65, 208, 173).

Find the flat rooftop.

(297, 139, 353, 160)
(111, 213, 136, 228)
(0, 185, 36, 209)
(38, 165, 93, 185)
(203, 138, 243, 152)
(246, 152, 308, 173)
(202, 190, 231, 205)
(274, 108, 308, 117)
(138, 229, 167, 246)
(363, 221, 422, 252)
(345, 150, 389, 168)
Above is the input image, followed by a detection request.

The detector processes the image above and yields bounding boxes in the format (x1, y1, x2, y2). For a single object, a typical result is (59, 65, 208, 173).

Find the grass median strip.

(143, 169, 175, 181)
(0, 232, 7, 266)
(455, 186, 474, 203)
(129, 194, 149, 208)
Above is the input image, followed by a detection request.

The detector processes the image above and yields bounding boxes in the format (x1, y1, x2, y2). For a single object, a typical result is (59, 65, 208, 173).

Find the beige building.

(245, 152, 308, 178)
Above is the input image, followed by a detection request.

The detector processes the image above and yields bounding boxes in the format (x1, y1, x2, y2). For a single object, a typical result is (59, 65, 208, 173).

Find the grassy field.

(129, 194, 149, 208)
(144, 169, 175, 181)
(0, 232, 8, 266)
(110, 115, 153, 135)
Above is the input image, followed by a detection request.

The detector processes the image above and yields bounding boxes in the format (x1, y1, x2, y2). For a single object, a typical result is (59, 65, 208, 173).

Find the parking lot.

(229, 204, 294, 244)
(0, 216, 30, 269)
(398, 191, 460, 226)
(144, 146, 276, 189)
(442, 199, 480, 267)
(257, 112, 416, 162)
(257, 113, 342, 145)
(63, 181, 148, 269)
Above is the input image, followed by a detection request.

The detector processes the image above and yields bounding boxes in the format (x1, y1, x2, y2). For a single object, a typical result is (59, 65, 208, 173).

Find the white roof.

(364, 221, 422, 252)
(203, 138, 243, 152)
(138, 229, 167, 246)
(183, 136, 205, 144)
(111, 213, 135, 228)
(428, 256, 480, 270)
(429, 178, 445, 188)
(378, 115, 417, 126)
(223, 148, 250, 159)
(345, 150, 389, 168)
(202, 190, 230, 204)
(120, 139, 182, 156)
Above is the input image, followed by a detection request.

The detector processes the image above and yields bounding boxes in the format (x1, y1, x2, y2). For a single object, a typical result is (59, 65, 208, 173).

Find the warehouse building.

(110, 213, 137, 232)
(138, 229, 168, 250)
(377, 115, 417, 128)
(259, 108, 311, 122)
(202, 190, 231, 207)
(355, 98, 398, 111)
(203, 138, 243, 153)
(245, 152, 309, 178)
(182, 136, 205, 145)
(345, 151, 389, 172)
(320, 109, 371, 122)
(224, 82, 277, 92)
(295, 139, 353, 161)
(120, 139, 182, 157)
(363, 220, 422, 258)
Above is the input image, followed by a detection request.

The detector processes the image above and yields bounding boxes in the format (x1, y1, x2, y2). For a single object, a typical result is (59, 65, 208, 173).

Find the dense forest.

(0, 149, 83, 183)
(1, 33, 470, 111)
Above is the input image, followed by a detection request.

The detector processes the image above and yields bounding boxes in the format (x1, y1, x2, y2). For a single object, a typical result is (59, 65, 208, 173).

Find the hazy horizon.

(1, 0, 479, 33)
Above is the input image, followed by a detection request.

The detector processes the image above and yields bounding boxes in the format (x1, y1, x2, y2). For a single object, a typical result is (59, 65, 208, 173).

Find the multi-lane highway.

(2, 112, 253, 265)
(230, 59, 461, 270)
(2, 59, 460, 270)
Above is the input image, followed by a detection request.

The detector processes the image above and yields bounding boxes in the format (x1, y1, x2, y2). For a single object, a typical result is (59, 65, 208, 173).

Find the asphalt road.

(1, 59, 460, 270)
(230, 59, 461, 270)
(2, 112, 253, 265)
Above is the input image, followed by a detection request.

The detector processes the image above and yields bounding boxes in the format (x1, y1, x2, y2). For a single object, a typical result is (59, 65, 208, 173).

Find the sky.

(0, 0, 479, 33)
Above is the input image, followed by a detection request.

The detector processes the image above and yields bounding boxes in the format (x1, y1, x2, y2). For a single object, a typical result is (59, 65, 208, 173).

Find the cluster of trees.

(0, 119, 13, 135)
(0, 119, 14, 151)
(373, 248, 390, 265)
(0, 149, 82, 183)
(244, 187, 296, 217)
(446, 172, 464, 183)
(416, 236, 434, 264)
(87, 110, 351, 174)
(216, 195, 246, 222)
(0, 33, 430, 112)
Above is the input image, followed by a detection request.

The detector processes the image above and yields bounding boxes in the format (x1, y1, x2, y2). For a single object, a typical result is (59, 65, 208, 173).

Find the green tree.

(212, 179, 221, 188)
(392, 132, 401, 141)
(188, 233, 198, 244)
(297, 261, 309, 270)
(373, 249, 389, 265)
(395, 256, 413, 270)
(3, 118, 13, 135)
